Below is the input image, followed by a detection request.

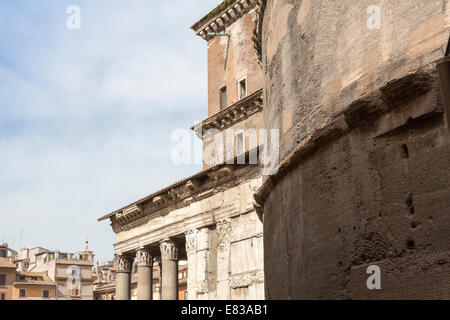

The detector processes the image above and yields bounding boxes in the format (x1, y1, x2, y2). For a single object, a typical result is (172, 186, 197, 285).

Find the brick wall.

(207, 8, 262, 117)
(260, 0, 450, 299)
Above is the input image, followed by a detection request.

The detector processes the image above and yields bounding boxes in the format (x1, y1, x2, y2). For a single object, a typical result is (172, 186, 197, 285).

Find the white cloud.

(0, 0, 217, 262)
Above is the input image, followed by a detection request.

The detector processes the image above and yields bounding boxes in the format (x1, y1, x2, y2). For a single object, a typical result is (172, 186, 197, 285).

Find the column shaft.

(160, 240, 179, 300)
(137, 249, 153, 300)
(114, 255, 133, 300)
(116, 272, 131, 300)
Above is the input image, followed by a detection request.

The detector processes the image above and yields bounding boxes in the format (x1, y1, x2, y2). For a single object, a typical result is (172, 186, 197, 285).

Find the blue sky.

(0, 0, 217, 262)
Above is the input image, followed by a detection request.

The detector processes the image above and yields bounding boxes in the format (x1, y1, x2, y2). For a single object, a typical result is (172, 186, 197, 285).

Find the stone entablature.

(192, 0, 258, 40)
(112, 165, 261, 255)
(99, 162, 259, 233)
(192, 89, 263, 139)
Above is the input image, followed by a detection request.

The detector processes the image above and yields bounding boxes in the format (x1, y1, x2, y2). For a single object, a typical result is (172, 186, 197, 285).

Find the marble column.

(136, 248, 153, 300)
(114, 254, 134, 300)
(160, 239, 179, 300)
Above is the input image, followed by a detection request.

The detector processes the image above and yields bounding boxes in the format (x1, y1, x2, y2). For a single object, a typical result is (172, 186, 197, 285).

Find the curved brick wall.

(258, 0, 450, 299)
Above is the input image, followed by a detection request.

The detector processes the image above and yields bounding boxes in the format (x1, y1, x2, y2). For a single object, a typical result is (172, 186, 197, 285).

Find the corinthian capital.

(136, 249, 152, 267)
(114, 254, 134, 273)
(160, 239, 179, 261)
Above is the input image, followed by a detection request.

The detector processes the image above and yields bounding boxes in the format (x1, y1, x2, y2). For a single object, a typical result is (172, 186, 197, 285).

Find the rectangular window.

(0, 274, 6, 286)
(220, 86, 227, 110)
(43, 290, 50, 298)
(238, 77, 247, 100)
(19, 289, 26, 298)
(1, 293, 5, 300)
(0, 250, 5, 258)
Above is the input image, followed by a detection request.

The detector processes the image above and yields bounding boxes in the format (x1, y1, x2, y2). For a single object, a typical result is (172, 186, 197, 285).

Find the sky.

(0, 0, 219, 263)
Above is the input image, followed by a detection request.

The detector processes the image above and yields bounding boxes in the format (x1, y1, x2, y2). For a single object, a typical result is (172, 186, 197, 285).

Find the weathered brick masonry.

(255, 0, 450, 299)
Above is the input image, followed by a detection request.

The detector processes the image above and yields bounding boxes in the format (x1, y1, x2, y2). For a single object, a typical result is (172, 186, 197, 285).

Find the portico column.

(160, 239, 179, 300)
(114, 254, 133, 300)
(136, 248, 153, 300)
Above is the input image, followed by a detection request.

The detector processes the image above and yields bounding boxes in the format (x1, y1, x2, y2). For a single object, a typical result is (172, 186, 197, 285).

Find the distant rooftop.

(0, 257, 17, 269)
(14, 271, 55, 286)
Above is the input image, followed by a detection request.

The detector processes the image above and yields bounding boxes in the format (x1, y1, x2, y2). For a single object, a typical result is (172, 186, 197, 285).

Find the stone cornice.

(192, 88, 263, 139)
(115, 166, 259, 234)
(191, 0, 258, 40)
(109, 166, 233, 229)
(99, 164, 235, 223)
(116, 204, 144, 225)
(100, 155, 261, 234)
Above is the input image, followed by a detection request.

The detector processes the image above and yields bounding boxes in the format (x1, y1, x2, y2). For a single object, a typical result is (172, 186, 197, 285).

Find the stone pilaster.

(216, 219, 232, 299)
(136, 248, 153, 300)
(195, 227, 210, 300)
(185, 230, 199, 300)
(160, 239, 179, 300)
(114, 254, 134, 300)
